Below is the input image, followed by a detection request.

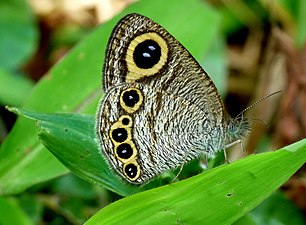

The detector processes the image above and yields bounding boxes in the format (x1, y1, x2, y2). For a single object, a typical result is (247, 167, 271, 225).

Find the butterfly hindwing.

(97, 82, 226, 183)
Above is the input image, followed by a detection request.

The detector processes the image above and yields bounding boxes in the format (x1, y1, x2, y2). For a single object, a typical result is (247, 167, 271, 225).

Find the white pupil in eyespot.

(143, 52, 150, 58)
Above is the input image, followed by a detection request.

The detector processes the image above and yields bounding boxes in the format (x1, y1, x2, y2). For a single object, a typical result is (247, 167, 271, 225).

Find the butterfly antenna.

(234, 90, 282, 119)
(247, 117, 269, 127)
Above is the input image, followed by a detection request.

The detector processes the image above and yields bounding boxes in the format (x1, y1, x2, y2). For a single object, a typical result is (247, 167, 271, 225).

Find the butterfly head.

(226, 115, 250, 144)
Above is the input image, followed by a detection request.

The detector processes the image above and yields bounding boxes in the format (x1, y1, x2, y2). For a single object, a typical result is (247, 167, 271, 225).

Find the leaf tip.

(282, 138, 306, 154)
(5, 106, 20, 115)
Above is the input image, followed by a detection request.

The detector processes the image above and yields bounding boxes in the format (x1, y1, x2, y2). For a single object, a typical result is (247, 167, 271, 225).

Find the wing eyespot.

(120, 87, 143, 113)
(123, 161, 140, 181)
(125, 32, 169, 83)
(108, 87, 145, 182)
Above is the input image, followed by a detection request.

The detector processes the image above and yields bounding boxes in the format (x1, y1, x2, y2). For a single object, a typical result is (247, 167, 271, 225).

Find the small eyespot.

(120, 88, 143, 113)
(118, 115, 133, 127)
(111, 128, 128, 143)
(122, 117, 130, 125)
(116, 143, 133, 160)
(133, 40, 161, 69)
(124, 163, 139, 179)
(122, 89, 139, 108)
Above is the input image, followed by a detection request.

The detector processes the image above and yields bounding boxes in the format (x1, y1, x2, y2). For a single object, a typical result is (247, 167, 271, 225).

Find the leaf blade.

(85, 139, 306, 225)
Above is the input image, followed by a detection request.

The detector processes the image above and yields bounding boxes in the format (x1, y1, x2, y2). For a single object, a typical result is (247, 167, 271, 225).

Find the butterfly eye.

(124, 162, 140, 180)
(133, 40, 161, 69)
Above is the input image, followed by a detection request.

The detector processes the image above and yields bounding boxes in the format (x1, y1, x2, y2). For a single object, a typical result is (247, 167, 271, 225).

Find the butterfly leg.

(223, 148, 230, 164)
(224, 139, 244, 163)
(225, 139, 241, 149)
(169, 163, 184, 184)
(199, 155, 208, 169)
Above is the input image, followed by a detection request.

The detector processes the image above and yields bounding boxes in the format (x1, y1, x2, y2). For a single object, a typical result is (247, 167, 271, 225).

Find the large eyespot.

(125, 32, 168, 82)
(133, 40, 161, 69)
(123, 161, 140, 181)
(120, 87, 143, 113)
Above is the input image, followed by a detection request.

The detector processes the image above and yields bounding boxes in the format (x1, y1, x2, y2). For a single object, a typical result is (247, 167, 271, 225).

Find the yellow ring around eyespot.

(125, 32, 168, 83)
(120, 87, 143, 113)
(118, 115, 133, 128)
(109, 121, 132, 144)
(123, 159, 141, 181)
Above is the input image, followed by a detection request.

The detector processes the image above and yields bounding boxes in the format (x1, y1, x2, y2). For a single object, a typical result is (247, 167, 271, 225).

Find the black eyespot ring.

(116, 143, 133, 159)
(133, 40, 161, 69)
(111, 128, 128, 143)
(124, 163, 138, 179)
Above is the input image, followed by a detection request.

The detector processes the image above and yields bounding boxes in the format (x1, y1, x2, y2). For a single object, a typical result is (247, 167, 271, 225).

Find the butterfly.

(96, 13, 250, 184)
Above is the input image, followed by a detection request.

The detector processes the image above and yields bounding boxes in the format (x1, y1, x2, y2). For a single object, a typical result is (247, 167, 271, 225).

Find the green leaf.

(0, 0, 220, 195)
(84, 139, 306, 225)
(249, 191, 305, 225)
(0, 197, 33, 225)
(232, 214, 258, 225)
(7, 108, 160, 196)
(18, 194, 43, 225)
(7, 108, 306, 224)
(0, 0, 38, 70)
(0, 69, 34, 106)
(201, 36, 227, 97)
